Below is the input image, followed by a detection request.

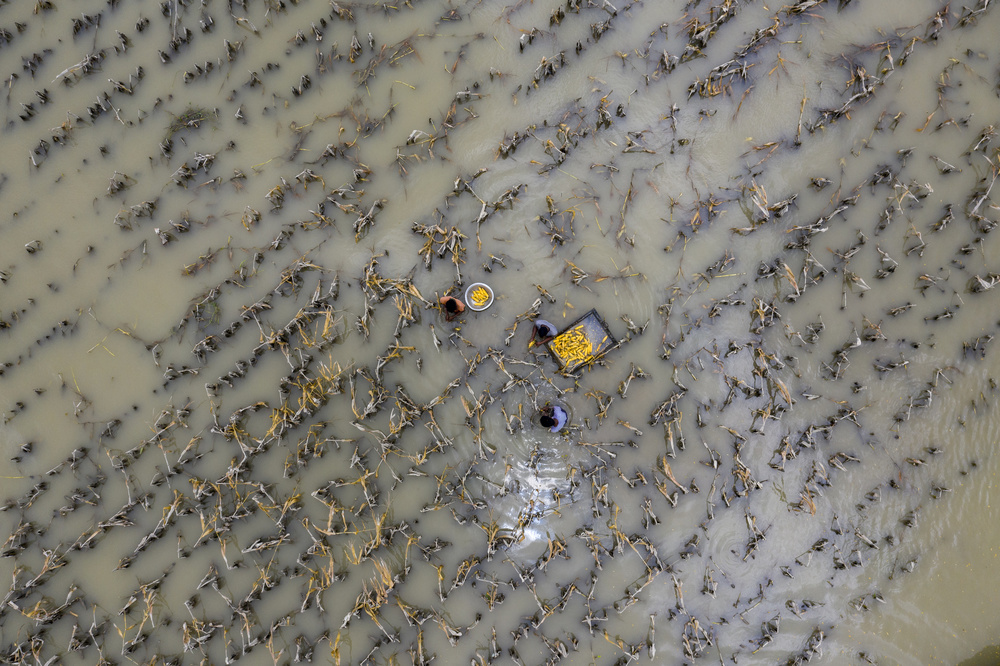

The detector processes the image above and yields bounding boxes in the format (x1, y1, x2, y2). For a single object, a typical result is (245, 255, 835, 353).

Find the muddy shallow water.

(2, 0, 1000, 664)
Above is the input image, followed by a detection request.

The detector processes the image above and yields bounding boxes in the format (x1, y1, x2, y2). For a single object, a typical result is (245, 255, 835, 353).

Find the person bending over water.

(529, 318, 556, 347)
(439, 295, 465, 322)
(539, 404, 568, 432)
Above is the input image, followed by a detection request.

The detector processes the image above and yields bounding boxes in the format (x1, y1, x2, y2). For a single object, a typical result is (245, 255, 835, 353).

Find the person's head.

(444, 298, 458, 313)
(537, 324, 550, 337)
(540, 415, 555, 428)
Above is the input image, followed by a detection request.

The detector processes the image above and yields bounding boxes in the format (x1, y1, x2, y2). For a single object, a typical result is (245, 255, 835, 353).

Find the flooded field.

(2, 0, 1000, 664)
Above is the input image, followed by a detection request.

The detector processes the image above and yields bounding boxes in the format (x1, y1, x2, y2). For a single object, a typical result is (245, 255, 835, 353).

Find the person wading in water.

(529, 318, 556, 348)
(539, 404, 568, 432)
(439, 295, 465, 322)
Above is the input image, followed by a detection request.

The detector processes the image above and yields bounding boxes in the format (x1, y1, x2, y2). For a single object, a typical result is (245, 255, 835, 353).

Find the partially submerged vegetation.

(1, 0, 998, 664)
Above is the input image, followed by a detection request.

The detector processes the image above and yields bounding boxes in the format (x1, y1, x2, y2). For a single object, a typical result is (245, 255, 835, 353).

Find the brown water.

(2, 0, 1000, 664)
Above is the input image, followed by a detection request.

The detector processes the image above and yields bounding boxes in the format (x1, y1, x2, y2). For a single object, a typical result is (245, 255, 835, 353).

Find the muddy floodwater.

(3, 0, 1000, 664)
